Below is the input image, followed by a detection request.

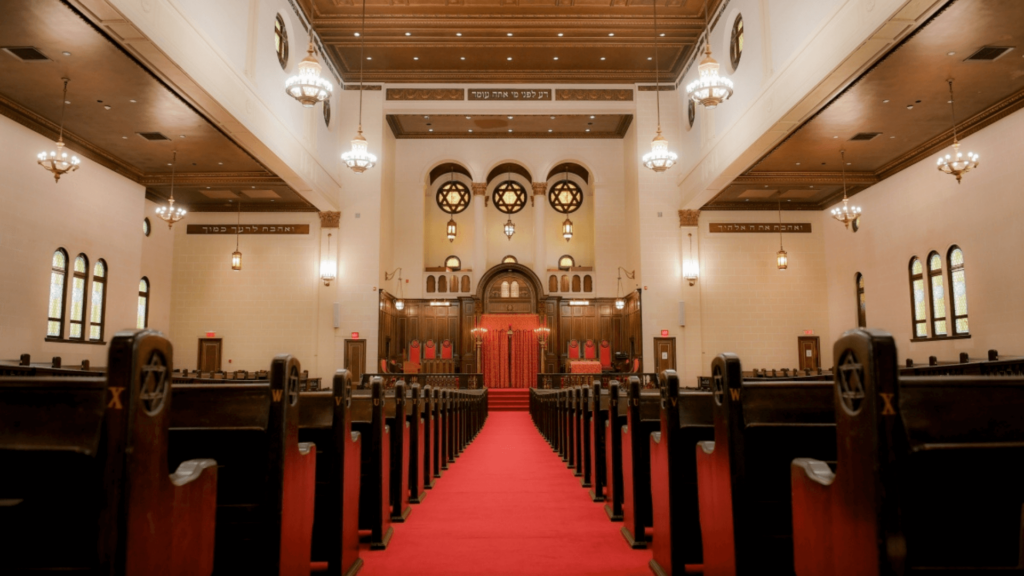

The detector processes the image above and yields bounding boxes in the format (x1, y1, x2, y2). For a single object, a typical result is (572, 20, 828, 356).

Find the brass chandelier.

(937, 78, 979, 184)
(686, 6, 734, 108)
(37, 78, 80, 183)
(285, 42, 333, 107)
(155, 151, 187, 229)
(341, 0, 377, 173)
(831, 150, 862, 229)
(641, 0, 678, 172)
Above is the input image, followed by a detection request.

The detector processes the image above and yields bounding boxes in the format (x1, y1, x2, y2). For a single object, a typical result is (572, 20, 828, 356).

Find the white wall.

(823, 107, 1024, 364)
(0, 115, 173, 366)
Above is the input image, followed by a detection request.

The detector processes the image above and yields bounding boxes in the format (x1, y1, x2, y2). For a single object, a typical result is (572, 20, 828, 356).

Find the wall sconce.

(385, 267, 405, 310)
(321, 232, 337, 286)
(683, 232, 699, 286)
(615, 266, 636, 310)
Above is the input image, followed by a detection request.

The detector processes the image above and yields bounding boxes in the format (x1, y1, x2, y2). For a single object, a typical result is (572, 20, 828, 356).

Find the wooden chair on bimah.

(298, 370, 363, 576)
(649, 370, 714, 576)
(351, 377, 393, 550)
(791, 329, 1024, 576)
(620, 376, 661, 549)
(599, 340, 613, 371)
(564, 339, 581, 372)
(696, 352, 836, 576)
(168, 354, 316, 576)
(406, 340, 421, 374)
(0, 329, 218, 576)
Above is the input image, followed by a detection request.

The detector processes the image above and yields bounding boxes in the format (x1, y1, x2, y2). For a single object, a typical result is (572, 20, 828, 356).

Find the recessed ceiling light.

(883, 99, 890, 103)
(745, 198, 750, 201)
(660, 33, 665, 37)
(906, 104, 913, 110)
(129, 99, 136, 103)
(414, 57, 418, 60)
(548, 129, 553, 132)
(508, 129, 513, 132)
(608, 33, 615, 36)
(64, 100, 70, 104)
(456, 32, 462, 36)
(218, 162, 223, 165)
(600, 57, 606, 60)
(558, 33, 564, 37)
(795, 162, 801, 166)
(585, 129, 590, 132)
(507, 33, 513, 37)
(890, 135, 896, 139)
(122, 136, 127, 139)
(429, 129, 433, 132)
(590, 115, 595, 119)
(833, 136, 838, 139)
(947, 51, 955, 56)
(810, 186, 814, 188)
(466, 116, 471, 119)
(507, 57, 512, 60)
(461, 57, 465, 60)
(787, 199, 791, 202)
(553, 57, 559, 60)
(424, 115, 430, 119)
(179, 135, 186, 139)
(550, 116, 555, 119)
(469, 129, 473, 132)
(367, 57, 372, 60)
(648, 57, 652, 60)
(354, 32, 360, 37)
(62, 51, 71, 56)
(508, 116, 513, 119)
(847, 162, 852, 166)
(405, 32, 411, 36)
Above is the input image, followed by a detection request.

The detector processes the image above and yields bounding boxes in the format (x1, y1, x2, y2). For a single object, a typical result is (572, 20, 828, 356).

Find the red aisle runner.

(480, 314, 539, 389)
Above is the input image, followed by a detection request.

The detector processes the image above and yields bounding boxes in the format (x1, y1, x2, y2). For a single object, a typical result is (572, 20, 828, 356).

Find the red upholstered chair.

(424, 340, 437, 360)
(584, 339, 597, 360)
(568, 340, 580, 360)
(409, 340, 421, 363)
(632, 358, 641, 373)
(440, 340, 453, 360)
(380, 359, 389, 373)
(599, 340, 612, 369)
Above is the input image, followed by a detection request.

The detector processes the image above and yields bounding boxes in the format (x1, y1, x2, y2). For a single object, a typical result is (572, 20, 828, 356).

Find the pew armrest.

(651, 431, 661, 445)
(298, 441, 315, 456)
(698, 440, 715, 455)
(170, 459, 218, 576)
(792, 457, 835, 486)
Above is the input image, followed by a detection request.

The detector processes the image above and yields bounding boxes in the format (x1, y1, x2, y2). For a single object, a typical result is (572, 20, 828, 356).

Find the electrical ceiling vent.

(2, 47, 49, 61)
(137, 132, 171, 141)
(965, 46, 1014, 61)
(850, 132, 882, 141)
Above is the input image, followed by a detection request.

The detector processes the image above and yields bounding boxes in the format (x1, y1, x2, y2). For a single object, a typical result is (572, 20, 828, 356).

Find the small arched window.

(137, 277, 150, 329)
(571, 275, 581, 292)
(90, 259, 107, 341)
(583, 275, 593, 292)
(730, 14, 744, 71)
(909, 258, 927, 338)
(928, 252, 947, 336)
(274, 14, 289, 69)
(549, 275, 558, 293)
(558, 254, 575, 270)
(502, 255, 518, 264)
(438, 275, 448, 293)
(445, 255, 461, 271)
(947, 246, 969, 335)
(426, 276, 436, 293)
(510, 281, 520, 298)
(47, 249, 69, 338)
(501, 281, 510, 298)
(69, 254, 89, 340)
(143, 218, 151, 237)
(561, 275, 569, 292)
(461, 275, 471, 292)
(855, 273, 866, 328)
(451, 275, 458, 292)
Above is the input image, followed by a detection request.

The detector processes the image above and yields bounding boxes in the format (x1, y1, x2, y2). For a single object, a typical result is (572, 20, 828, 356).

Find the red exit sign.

(205, 331, 216, 338)
(351, 332, 360, 339)
(661, 329, 669, 337)
(804, 330, 814, 335)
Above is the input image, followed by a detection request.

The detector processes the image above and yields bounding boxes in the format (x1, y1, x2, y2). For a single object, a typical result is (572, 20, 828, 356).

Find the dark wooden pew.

(589, 380, 608, 502)
(298, 370, 362, 576)
(604, 379, 627, 521)
(0, 329, 217, 575)
(620, 376, 661, 548)
(168, 354, 316, 576)
(578, 384, 592, 487)
(649, 370, 715, 576)
(408, 383, 427, 503)
(695, 354, 836, 575)
(386, 381, 412, 523)
(791, 328, 1024, 575)
(352, 377, 392, 550)
(432, 387, 444, 478)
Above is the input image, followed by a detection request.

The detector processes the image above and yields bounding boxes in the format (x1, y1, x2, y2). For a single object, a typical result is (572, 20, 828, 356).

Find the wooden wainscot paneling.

(708, 223, 812, 234)
(468, 88, 552, 101)
(556, 89, 634, 101)
(186, 224, 309, 234)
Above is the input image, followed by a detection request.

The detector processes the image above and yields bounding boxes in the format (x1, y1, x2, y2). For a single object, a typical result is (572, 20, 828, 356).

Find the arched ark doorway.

(475, 264, 544, 387)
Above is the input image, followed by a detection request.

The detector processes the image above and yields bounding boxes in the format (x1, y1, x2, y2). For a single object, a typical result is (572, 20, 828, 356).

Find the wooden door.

(798, 336, 820, 371)
(653, 337, 676, 373)
(344, 339, 367, 383)
(197, 338, 222, 372)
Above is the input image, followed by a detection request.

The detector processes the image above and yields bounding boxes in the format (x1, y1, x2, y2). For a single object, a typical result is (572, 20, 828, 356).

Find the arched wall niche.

(545, 162, 590, 184)
(486, 162, 532, 185)
(429, 161, 472, 184)
(475, 263, 545, 316)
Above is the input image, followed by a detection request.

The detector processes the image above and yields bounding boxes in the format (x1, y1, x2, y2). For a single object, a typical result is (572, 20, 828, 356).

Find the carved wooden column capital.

(319, 211, 341, 228)
(532, 182, 548, 196)
(678, 209, 700, 227)
(471, 183, 488, 196)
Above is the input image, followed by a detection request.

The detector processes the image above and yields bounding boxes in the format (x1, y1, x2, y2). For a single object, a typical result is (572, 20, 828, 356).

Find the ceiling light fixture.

(937, 78, 979, 184)
(558, 33, 564, 37)
(321, 232, 336, 286)
(831, 149, 862, 230)
(231, 200, 243, 271)
(155, 151, 186, 228)
(285, 42, 333, 107)
(686, 5, 734, 108)
(37, 78, 80, 183)
(642, 0, 677, 173)
(776, 201, 788, 270)
(342, 0, 377, 174)
(405, 32, 411, 36)
(456, 32, 462, 36)
(683, 233, 699, 286)
(385, 268, 405, 310)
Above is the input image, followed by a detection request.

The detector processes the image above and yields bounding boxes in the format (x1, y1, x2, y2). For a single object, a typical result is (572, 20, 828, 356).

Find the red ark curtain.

(480, 314, 539, 388)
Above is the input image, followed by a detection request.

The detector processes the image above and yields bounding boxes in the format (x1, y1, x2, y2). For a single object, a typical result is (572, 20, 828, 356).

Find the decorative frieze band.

(556, 89, 633, 101)
(386, 88, 464, 100)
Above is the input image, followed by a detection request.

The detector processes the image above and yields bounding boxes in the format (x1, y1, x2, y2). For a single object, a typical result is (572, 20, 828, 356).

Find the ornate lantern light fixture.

(642, 0, 678, 173)
(37, 78, 80, 182)
(614, 266, 636, 310)
(493, 169, 526, 240)
(231, 201, 243, 271)
(686, 7, 734, 108)
(831, 150, 862, 229)
(385, 268, 405, 310)
(155, 151, 187, 229)
(937, 78, 979, 184)
(446, 218, 457, 242)
(437, 171, 469, 243)
(561, 217, 574, 242)
(776, 201, 788, 271)
(683, 233, 699, 285)
(549, 165, 581, 241)
(341, 0, 377, 173)
(320, 232, 337, 286)
(503, 218, 516, 240)
(285, 42, 333, 107)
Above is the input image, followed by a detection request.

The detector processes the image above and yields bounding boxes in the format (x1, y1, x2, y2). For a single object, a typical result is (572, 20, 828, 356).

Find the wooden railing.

(358, 373, 483, 390)
(536, 372, 659, 389)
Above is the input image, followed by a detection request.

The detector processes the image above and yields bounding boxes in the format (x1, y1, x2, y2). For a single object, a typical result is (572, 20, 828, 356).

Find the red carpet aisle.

(359, 412, 651, 576)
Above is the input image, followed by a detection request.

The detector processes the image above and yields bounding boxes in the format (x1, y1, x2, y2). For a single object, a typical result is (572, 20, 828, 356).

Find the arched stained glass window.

(137, 277, 150, 329)
(274, 14, 289, 69)
(909, 258, 927, 338)
(501, 280, 510, 298)
(47, 249, 69, 338)
(502, 255, 518, 264)
(855, 273, 866, 328)
(510, 281, 520, 298)
(69, 254, 88, 340)
(730, 14, 744, 71)
(928, 252, 947, 336)
(947, 246, 969, 335)
(90, 259, 107, 341)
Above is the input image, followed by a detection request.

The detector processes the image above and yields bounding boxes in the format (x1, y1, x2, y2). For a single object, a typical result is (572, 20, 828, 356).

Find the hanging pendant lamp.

(342, 0, 377, 173)
(155, 151, 187, 229)
(231, 201, 243, 271)
(560, 166, 574, 241)
(831, 150, 862, 229)
(285, 41, 333, 107)
(642, 0, 678, 172)
(937, 78, 979, 183)
(321, 232, 337, 286)
(502, 170, 516, 240)
(683, 233, 699, 285)
(386, 268, 404, 310)
(776, 201, 788, 271)
(37, 78, 81, 182)
(686, 6, 734, 108)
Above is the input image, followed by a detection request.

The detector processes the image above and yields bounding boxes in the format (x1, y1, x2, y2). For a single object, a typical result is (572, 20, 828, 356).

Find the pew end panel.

(790, 458, 836, 576)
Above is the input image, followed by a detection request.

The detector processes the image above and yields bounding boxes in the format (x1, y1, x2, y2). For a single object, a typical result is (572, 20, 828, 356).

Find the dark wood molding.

(343, 84, 382, 90)
(386, 114, 632, 139)
(138, 173, 283, 186)
(386, 88, 462, 100)
(556, 89, 634, 101)
(637, 85, 676, 91)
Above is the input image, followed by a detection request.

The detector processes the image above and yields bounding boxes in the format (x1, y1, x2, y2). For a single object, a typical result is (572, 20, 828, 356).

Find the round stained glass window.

(548, 179, 583, 214)
(436, 180, 471, 214)
(492, 180, 527, 214)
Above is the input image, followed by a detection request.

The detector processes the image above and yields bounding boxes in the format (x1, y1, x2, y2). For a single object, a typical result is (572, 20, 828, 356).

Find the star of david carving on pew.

(711, 365, 724, 406)
(140, 352, 168, 416)
(837, 352, 866, 415)
(288, 368, 300, 406)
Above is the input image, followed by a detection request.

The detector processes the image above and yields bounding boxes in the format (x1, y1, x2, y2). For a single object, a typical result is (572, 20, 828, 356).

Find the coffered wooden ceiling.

(388, 114, 632, 138)
(299, 0, 721, 84)
(0, 0, 314, 212)
(708, 0, 1024, 211)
